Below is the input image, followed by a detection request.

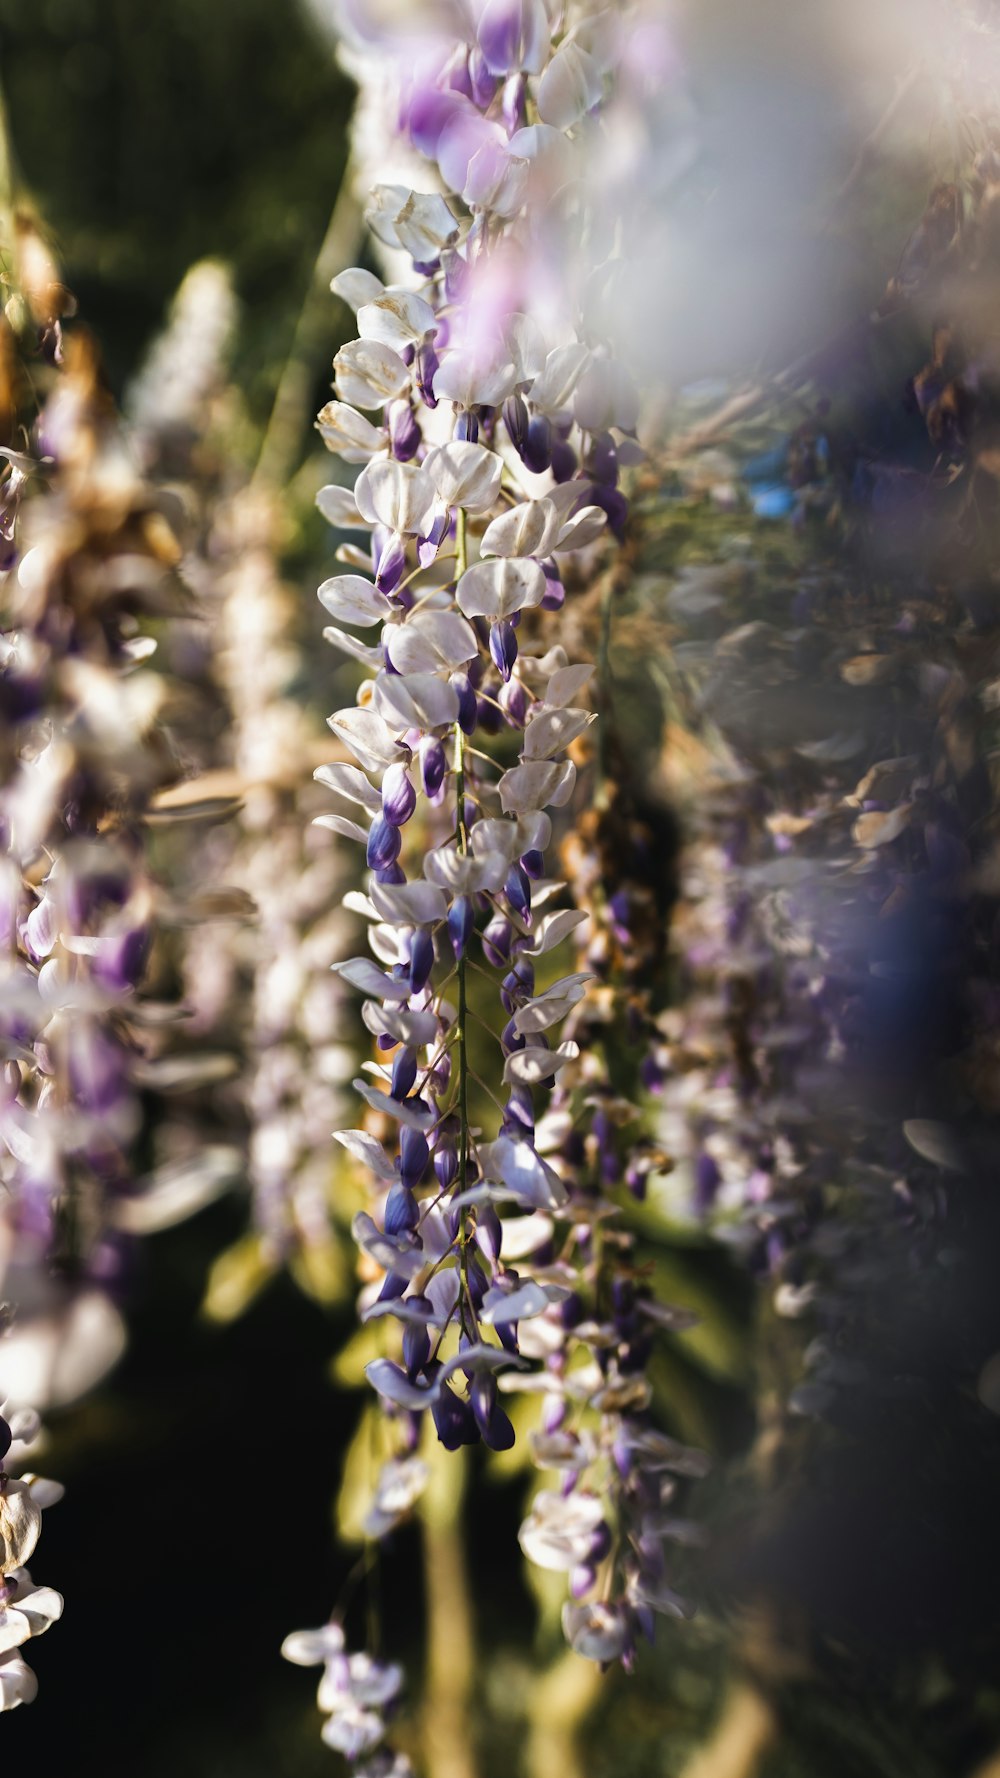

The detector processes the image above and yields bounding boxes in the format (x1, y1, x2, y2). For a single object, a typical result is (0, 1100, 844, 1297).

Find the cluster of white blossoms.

(281, 0, 705, 1730)
(0, 1403, 63, 1711)
(282, 1622, 411, 1773)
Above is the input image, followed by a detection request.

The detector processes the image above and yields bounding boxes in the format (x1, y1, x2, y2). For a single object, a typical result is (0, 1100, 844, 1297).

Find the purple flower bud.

(501, 1016, 525, 1054)
(570, 1564, 597, 1600)
(388, 399, 421, 462)
(382, 762, 417, 827)
(452, 672, 478, 735)
(504, 861, 531, 920)
(589, 482, 629, 541)
(420, 735, 448, 797)
(499, 676, 528, 726)
(540, 558, 565, 611)
(469, 47, 500, 109)
(433, 1127, 459, 1190)
(588, 1521, 613, 1564)
(367, 816, 402, 872)
(499, 971, 521, 1015)
(396, 1130, 428, 1187)
(409, 926, 435, 993)
(502, 392, 529, 452)
(92, 923, 150, 995)
(391, 1047, 418, 1101)
(415, 341, 440, 408)
(376, 863, 407, 887)
(625, 1161, 648, 1201)
(513, 957, 535, 996)
(640, 1052, 665, 1093)
(501, 71, 526, 132)
(542, 1392, 567, 1433)
(68, 1026, 127, 1116)
(522, 414, 552, 473)
(455, 409, 480, 444)
(403, 1322, 431, 1376)
(431, 1379, 479, 1450)
(470, 1372, 514, 1450)
(482, 913, 512, 967)
(590, 433, 618, 485)
(384, 1182, 419, 1236)
(694, 1151, 721, 1214)
(503, 1083, 534, 1138)
(489, 620, 518, 682)
(373, 525, 407, 593)
(448, 894, 475, 959)
(550, 438, 577, 483)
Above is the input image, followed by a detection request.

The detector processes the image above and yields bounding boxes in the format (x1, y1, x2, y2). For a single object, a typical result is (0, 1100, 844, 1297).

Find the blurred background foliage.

(2, 4, 999, 1777)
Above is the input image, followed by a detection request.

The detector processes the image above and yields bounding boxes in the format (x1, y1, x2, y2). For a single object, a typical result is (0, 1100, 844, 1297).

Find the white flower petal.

(562, 1601, 630, 1663)
(519, 1488, 604, 1571)
(361, 1001, 443, 1049)
(503, 1040, 580, 1084)
(314, 762, 381, 814)
(355, 458, 437, 535)
(353, 1080, 437, 1129)
(331, 267, 385, 310)
(545, 663, 594, 706)
(433, 351, 518, 410)
(333, 1129, 396, 1182)
(536, 41, 603, 130)
(358, 290, 436, 351)
(281, 1624, 346, 1667)
(368, 880, 449, 927)
(498, 758, 576, 812)
(425, 847, 505, 894)
(477, 1136, 568, 1209)
(554, 505, 608, 552)
(321, 626, 385, 669)
(313, 813, 370, 845)
(424, 441, 503, 514)
(373, 671, 460, 732)
(367, 185, 458, 261)
(331, 958, 411, 1002)
(457, 557, 546, 620)
(316, 401, 385, 463)
(327, 708, 409, 774)
(334, 339, 411, 409)
(522, 707, 593, 759)
(318, 575, 392, 628)
(385, 610, 478, 674)
(529, 342, 591, 416)
(526, 908, 589, 955)
(512, 973, 591, 1034)
(469, 811, 551, 860)
(316, 484, 368, 529)
(480, 498, 561, 559)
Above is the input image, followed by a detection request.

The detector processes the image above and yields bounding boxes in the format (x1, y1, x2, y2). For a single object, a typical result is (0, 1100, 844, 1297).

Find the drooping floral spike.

(285, 0, 704, 1714)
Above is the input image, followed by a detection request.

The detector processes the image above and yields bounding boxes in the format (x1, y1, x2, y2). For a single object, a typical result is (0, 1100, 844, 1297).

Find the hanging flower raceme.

(0, 250, 236, 1368)
(285, 0, 705, 1705)
(0, 1400, 63, 1711)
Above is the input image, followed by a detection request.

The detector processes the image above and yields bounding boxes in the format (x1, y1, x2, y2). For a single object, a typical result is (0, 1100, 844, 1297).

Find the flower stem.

(454, 509, 470, 1210)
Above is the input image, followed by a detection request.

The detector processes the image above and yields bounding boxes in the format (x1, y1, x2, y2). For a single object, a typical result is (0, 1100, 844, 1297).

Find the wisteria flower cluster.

(0, 1401, 62, 1710)
(277, 2, 706, 1743)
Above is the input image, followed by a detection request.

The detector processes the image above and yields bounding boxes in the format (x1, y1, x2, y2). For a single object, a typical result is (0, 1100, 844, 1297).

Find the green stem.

(453, 509, 472, 1312)
(594, 573, 615, 811)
